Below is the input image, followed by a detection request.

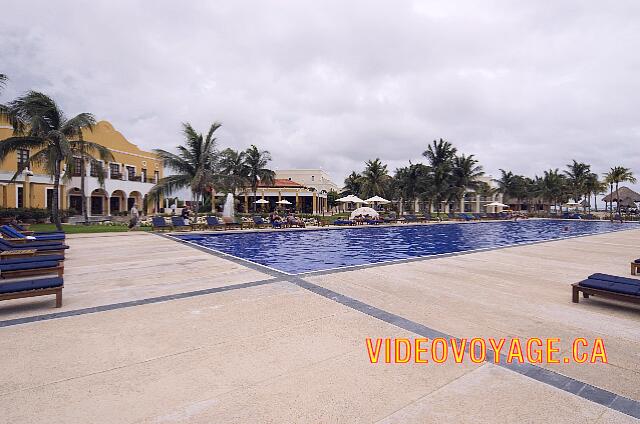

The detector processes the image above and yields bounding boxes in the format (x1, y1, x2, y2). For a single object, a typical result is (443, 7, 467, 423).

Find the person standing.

(129, 205, 140, 230)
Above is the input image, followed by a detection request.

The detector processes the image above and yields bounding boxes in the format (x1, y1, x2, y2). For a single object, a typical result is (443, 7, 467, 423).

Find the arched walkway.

(91, 189, 108, 216)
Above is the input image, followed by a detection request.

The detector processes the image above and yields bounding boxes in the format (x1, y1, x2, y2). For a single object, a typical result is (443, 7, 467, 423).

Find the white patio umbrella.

(484, 202, 509, 208)
(254, 199, 269, 204)
(364, 195, 390, 204)
(336, 195, 367, 204)
(276, 199, 292, 205)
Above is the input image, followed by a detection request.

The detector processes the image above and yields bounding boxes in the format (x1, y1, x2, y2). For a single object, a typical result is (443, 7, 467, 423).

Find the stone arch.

(110, 189, 127, 214)
(90, 188, 108, 216)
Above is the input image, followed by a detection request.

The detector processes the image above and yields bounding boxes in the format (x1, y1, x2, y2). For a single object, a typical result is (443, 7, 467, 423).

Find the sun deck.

(1, 228, 639, 422)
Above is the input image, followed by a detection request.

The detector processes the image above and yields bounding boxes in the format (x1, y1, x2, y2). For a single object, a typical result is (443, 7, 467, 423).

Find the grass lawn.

(28, 223, 152, 234)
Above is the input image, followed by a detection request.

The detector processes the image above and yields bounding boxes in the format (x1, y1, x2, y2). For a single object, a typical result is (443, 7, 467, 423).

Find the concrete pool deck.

(1, 227, 639, 422)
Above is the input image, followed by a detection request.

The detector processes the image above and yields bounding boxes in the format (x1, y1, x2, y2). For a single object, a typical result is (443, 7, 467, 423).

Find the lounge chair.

(221, 216, 242, 230)
(333, 219, 354, 226)
(631, 259, 640, 275)
(0, 237, 68, 250)
(572, 273, 640, 305)
(253, 216, 269, 228)
(0, 259, 64, 279)
(152, 216, 172, 232)
(0, 276, 64, 308)
(0, 243, 67, 257)
(271, 220, 283, 229)
(9, 223, 64, 236)
(171, 217, 192, 231)
(1, 225, 65, 241)
(205, 216, 225, 230)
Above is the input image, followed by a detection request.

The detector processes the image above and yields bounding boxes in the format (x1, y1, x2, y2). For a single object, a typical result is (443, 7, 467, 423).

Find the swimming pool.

(173, 220, 634, 274)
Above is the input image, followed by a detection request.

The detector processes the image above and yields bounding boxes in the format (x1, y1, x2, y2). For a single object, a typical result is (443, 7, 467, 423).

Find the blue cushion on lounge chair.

(634, 259, 640, 264)
(0, 239, 68, 249)
(0, 261, 59, 272)
(588, 273, 640, 286)
(0, 254, 64, 264)
(171, 217, 189, 226)
(579, 279, 640, 296)
(0, 277, 63, 294)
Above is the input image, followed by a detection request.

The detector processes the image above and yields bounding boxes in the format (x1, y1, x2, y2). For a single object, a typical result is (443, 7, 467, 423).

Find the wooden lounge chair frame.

(631, 262, 640, 276)
(572, 283, 640, 305)
(0, 285, 63, 308)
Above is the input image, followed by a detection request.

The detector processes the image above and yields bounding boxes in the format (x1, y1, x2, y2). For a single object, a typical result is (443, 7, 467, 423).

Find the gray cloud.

(2, 0, 640, 192)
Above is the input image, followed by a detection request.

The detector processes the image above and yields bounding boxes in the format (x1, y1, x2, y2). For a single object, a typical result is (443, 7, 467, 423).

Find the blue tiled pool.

(174, 220, 634, 274)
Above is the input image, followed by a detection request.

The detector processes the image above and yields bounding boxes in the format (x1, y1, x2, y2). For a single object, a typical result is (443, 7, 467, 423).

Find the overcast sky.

(2, 0, 640, 193)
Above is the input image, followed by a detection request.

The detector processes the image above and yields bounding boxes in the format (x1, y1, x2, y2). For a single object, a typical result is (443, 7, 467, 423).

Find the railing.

(79, 172, 157, 183)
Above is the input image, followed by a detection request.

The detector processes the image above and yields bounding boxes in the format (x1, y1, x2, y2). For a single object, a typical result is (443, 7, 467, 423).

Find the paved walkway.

(1, 229, 639, 423)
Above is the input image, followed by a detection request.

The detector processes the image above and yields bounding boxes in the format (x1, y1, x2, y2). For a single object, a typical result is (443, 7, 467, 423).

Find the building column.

(244, 192, 249, 213)
(211, 192, 216, 213)
(475, 194, 481, 213)
(295, 190, 300, 212)
(23, 177, 31, 208)
(60, 185, 67, 210)
(105, 195, 110, 216)
(278, 191, 282, 202)
(312, 192, 317, 215)
(460, 197, 465, 213)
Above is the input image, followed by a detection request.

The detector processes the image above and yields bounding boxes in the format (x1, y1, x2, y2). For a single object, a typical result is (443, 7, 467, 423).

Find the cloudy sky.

(2, 0, 639, 192)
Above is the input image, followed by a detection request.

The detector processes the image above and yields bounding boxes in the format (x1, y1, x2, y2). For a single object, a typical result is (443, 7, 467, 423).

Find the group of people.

(269, 212, 306, 228)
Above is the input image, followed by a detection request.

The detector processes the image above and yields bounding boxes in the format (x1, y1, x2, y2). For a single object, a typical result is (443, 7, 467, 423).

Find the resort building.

(0, 120, 163, 216)
(231, 176, 331, 214)
(274, 169, 340, 194)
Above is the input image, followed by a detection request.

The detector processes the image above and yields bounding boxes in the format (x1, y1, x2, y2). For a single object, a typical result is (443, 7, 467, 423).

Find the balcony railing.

(78, 172, 157, 183)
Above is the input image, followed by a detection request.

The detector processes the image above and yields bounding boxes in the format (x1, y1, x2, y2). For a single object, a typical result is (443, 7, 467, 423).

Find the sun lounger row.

(0, 226, 69, 309)
(152, 215, 306, 232)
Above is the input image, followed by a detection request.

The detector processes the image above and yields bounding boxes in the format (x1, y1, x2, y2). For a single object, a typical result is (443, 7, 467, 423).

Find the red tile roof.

(258, 178, 305, 188)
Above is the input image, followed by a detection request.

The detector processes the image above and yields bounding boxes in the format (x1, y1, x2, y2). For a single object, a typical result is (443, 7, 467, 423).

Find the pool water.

(174, 220, 633, 274)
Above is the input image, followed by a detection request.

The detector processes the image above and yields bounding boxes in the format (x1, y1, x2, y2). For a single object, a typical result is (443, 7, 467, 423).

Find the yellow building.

(0, 120, 163, 217)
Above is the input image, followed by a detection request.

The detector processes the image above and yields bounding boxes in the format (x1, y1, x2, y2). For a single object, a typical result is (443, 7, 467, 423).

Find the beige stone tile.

(377, 364, 637, 424)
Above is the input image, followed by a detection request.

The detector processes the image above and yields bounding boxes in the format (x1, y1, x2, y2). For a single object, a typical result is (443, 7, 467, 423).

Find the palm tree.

(584, 173, 606, 212)
(0, 91, 96, 230)
(564, 160, 591, 204)
(69, 133, 114, 224)
(423, 139, 457, 213)
(538, 169, 566, 214)
(360, 158, 390, 199)
(244, 145, 275, 212)
(450, 154, 484, 211)
(219, 148, 249, 195)
(342, 171, 363, 197)
(605, 166, 637, 216)
(150, 122, 221, 218)
(0, 74, 6, 94)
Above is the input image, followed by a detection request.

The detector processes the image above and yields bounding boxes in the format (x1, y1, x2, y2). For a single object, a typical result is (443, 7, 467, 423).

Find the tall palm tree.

(244, 145, 275, 212)
(605, 166, 637, 216)
(450, 154, 484, 211)
(0, 91, 95, 230)
(342, 171, 363, 197)
(423, 138, 457, 213)
(0, 74, 6, 94)
(219, 148, 249, 195)
(69, 133, 114, 224)
(360, 158, 390, 199)
(583, 173, 605, 212)
(538, 169, 566, 214)
(563, 160, 591, 204)
(150, 122, 221, 218)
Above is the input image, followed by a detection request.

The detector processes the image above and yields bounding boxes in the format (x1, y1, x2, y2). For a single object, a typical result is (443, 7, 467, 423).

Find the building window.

(17, 149, 29, 168)
(141, 169, 147, 182)
(90, 160, 102, 177)
(311, 175, 315, 181)
(17, 187, 24, 208)
(126, 166, 135, 181)
(110, 163, 121, 179)
(73, 157, 83, 177)
(154, 171, 159, 183)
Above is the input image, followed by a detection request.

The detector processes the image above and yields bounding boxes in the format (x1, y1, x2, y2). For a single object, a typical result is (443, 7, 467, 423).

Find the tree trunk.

(52, 159, 62, 231)
(81, 156, 89, 225)
(615, 182, 620, 218)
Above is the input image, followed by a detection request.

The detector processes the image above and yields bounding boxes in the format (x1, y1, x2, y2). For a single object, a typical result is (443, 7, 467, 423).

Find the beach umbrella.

(254, 199, 269, 204)
(484, 202, 508, 208)
(350, 207, 380, 220)
(336, 195, 367, 204)
(276, 199, 292, 205)
(364, 195, 389, 204)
